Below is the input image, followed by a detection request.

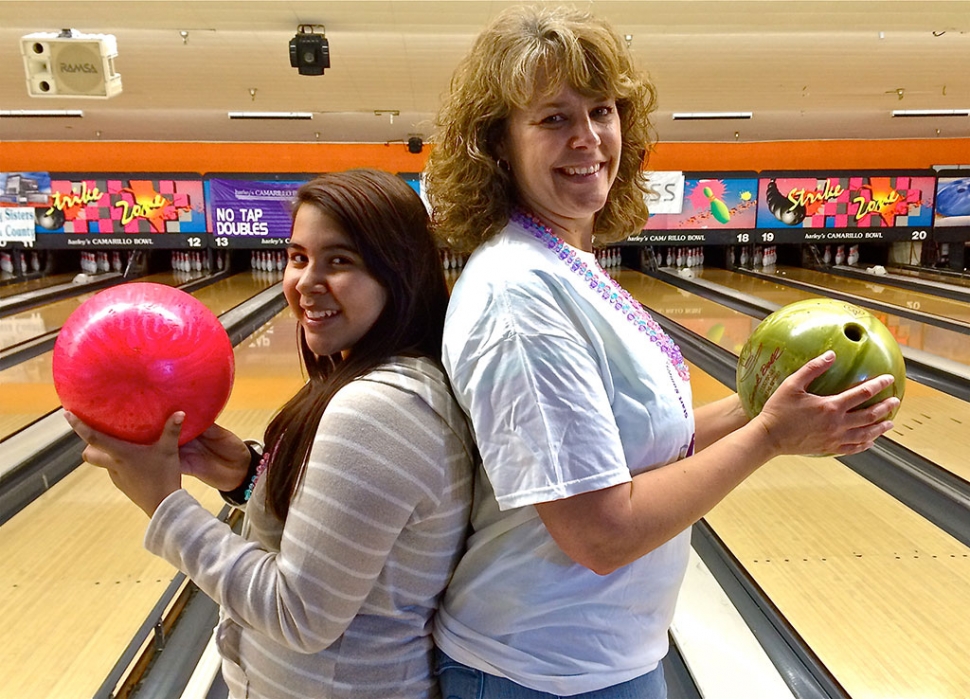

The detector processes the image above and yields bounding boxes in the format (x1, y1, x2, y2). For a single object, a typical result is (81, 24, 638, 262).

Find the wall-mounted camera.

(289, 25, 329, 76)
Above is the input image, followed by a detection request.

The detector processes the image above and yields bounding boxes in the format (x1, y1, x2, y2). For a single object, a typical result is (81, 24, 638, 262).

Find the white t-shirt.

(434, 215, 695, 696)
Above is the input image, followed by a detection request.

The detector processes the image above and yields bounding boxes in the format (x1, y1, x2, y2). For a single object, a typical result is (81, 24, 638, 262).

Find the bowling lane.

(888, 265, 970, 290)
(618, 272, 970, 698)
(681, 267, 970, 475)
(0, 306, 305, 699)
(690, 365, 970, 699)
(761, 265, 970, 327)
(1, 270, 203, 350)
(0, 271, 279, 442)
(0, 271, 78, 298)
(698, 266, 970, 377)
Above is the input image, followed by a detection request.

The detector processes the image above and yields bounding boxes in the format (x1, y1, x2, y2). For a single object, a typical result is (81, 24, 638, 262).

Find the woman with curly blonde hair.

(427, 6, 898, 698)
(424, 3, 655, 252)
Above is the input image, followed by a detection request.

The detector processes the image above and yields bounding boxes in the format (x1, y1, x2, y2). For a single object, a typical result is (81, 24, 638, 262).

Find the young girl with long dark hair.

(67, 169, 475, 699)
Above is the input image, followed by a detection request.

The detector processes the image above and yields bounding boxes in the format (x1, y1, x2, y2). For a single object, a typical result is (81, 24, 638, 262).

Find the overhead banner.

(628, 173, 759, 245)
(205, 176, 308, 249)
(397, 172, 431, 211)
(755, 171, 936, 244)
(1, 207, 37, 246)
(643, 171, 686, 215)
(931, 173, 970, 242)
(1, 171, 52, 207)
(1, 172, 50, 248)
(26, 173, 206, 249)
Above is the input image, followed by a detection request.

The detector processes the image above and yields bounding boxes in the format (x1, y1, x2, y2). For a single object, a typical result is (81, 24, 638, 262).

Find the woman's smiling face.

(499, 82, 621, 246)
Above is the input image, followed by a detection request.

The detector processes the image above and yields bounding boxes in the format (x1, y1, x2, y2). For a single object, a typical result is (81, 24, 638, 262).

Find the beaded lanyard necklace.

(511, 209, 691, 384)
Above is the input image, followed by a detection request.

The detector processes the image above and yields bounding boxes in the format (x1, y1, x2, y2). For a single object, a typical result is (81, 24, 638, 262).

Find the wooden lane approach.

(619, 271, 970, 699)
(0, 309, 303, 699)
(690, 266, 970, 485)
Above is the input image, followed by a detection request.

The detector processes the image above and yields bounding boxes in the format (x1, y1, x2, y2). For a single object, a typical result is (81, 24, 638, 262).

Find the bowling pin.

(848, 245, 859, 266)
(823, 245, 832, 264)
(703, 186, 732, 224)
(835, 245, 845, 265)
(739, 247, 749, 267)
(753, 246, 763, 267)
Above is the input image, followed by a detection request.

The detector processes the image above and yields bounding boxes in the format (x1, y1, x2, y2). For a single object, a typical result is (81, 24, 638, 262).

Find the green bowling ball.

(736, 298, 905, 419)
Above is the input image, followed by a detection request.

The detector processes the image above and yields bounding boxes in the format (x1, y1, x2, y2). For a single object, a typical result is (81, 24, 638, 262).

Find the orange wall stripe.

(648, 139, 970, 172)
(0, 139, 967, 174)
(0, 142, 428, 174)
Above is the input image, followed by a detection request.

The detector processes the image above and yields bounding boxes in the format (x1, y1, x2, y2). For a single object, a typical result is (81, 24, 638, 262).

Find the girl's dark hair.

(263, 168, 448, 519)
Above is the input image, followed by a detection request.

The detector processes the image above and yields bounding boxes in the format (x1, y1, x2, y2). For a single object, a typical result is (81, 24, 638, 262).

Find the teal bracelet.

(220, 441, 263, 507)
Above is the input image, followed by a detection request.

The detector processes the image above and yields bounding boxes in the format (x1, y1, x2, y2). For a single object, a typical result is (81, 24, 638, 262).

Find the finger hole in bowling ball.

(843, 323, 864, 342)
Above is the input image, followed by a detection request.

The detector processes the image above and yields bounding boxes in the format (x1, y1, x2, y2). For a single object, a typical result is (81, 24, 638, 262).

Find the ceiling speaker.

(21, 30, 122, 98)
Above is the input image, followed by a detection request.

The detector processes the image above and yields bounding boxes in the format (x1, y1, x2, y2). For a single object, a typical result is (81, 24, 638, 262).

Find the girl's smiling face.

(283, 204, 387, 358)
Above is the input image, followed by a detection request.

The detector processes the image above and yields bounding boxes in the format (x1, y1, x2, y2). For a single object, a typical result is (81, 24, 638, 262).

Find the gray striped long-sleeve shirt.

(145, 356, 475, 699)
